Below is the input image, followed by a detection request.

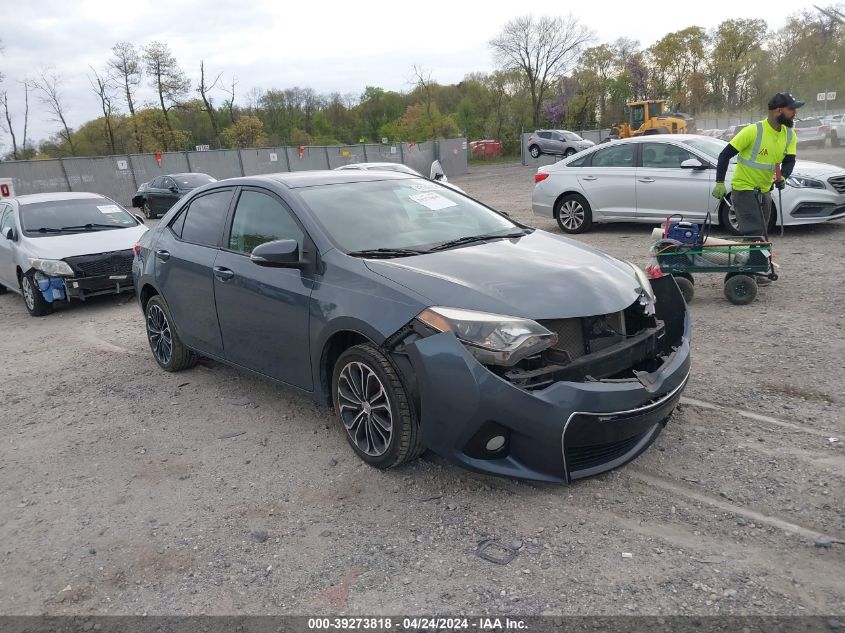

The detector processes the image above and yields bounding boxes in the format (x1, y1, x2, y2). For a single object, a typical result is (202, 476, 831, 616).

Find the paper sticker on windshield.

(97, 205, 123, 215)
(409, 192, 457, 211)
(409, 182, 440, 192)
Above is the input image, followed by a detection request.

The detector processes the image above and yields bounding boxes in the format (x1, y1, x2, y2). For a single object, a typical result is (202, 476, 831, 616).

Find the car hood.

(21, 224, 148, 260)
(364, 231, 642, 319)
(786, 160, 844, 178)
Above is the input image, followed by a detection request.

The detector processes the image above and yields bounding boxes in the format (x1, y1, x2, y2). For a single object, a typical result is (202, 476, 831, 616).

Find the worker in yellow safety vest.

(711, 92, 802, 283)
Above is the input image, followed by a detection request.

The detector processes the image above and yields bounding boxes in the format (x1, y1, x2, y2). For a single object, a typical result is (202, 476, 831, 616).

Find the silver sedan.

(532, 135, 845, 234)
(0, 192, 148, 316)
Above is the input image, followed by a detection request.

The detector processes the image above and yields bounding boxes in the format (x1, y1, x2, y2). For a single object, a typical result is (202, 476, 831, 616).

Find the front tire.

(563, 148, 576, 157)
(331, 343, 422, 469)
(529, 145, 541, 158)
(21, 272, 53, 317)
(555, 193, 593, 234)
(145, 295, 197, 371)
(143, 200, 156, 220)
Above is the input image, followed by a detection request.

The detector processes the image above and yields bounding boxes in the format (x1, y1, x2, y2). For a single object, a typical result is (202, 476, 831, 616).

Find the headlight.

(629, 263, 657, 314)
(28, 258, 74, 276)
(417, 306, 558, 367)
(786, 175, 824, 189)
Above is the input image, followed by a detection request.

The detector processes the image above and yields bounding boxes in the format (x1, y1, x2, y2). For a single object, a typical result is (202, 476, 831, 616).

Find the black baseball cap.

(768, 92, 805, 109)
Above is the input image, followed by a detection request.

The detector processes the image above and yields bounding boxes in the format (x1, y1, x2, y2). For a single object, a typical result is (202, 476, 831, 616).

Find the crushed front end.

(392, 275, 690, 483)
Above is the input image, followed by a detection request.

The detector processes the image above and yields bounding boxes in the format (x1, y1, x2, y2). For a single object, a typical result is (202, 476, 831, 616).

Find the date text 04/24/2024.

(307, 617, 528, 630)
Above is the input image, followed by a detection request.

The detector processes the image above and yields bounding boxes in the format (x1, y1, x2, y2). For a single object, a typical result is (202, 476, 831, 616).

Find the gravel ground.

(0, 148, 843, 617)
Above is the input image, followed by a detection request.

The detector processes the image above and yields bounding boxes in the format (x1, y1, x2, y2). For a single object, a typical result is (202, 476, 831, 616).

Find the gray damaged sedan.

(0, 192, 148, 316)
(132, 171, 690, 482)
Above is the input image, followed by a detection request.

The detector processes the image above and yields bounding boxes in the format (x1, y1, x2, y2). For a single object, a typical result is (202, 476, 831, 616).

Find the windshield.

(174, 174, 216, 188)
(562, 132, 583, 142)
(297, 178, 518, 253)
(21, 198, 138, 236)
(685, 137, 737, 164)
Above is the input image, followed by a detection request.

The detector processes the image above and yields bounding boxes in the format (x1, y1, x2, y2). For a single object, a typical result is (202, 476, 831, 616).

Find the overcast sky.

(0, 0, 816, 153)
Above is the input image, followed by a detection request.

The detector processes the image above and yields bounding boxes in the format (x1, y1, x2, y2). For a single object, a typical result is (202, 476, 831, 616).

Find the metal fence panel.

(240, 147, 290, 175)
(286, 145, 330, 171)
(62, 156, 137, 205)
(436, 139, 468, 177)
(403, 141, 436, 175)
(362, 144, 403, 163)
(129, 152, 190, 187)
(326, 145, 367, 169)
(186, 150, 243, 180)
(0, 159, 69, 195)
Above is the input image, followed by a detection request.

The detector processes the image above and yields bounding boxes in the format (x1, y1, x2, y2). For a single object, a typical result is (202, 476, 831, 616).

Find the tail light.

(133, 241, 142, 256)
(534, 173, 549, 184)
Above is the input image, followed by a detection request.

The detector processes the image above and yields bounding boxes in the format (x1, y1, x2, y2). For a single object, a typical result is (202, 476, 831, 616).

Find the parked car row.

(708, 117, 842, 147)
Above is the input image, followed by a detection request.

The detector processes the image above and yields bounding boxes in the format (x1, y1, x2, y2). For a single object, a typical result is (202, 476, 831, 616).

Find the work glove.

(711, 182, 727, 199)
(774, 177, 786, 190)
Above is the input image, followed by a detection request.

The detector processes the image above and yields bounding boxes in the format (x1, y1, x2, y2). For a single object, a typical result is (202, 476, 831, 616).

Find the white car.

(334, 161, 465, 194)
(0, 192, 148, 316)
(822, 113, 844, 147)
(532, 135, 845, 235)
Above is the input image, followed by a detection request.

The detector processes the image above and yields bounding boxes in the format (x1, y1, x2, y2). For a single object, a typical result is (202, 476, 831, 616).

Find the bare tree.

(108, 42, 143, 152)
(142, 41, 190, 149)
(412, 65, 438, 140)
(21, 80, 30, 156)
(2, 91, 18, 159)
(196, 60, 223, 147)
(221, 75, 238, 123)
(490, 14, 593, 127)
(89, 66, 117, 154)
(33, 68, 75, 154)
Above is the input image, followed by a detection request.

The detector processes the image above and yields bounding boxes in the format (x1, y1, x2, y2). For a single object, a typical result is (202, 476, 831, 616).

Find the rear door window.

(589, 144, 636, 167)
(177, 189, 235, 247)
(641, 142, 696, 168)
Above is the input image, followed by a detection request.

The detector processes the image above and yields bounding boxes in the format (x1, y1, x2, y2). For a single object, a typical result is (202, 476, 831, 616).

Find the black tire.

(718, 197, 741, 236)
(724, 274, 757, 305)
(144, 295, 197, 371)
(0, 282, 7, 295)
(331, 343, 423, 469)
(20, 272, 54, 317)
(673, 274, 695, 304)
(563, 148, 576, 157)
(554, 193, 593, 234)
(529, 145, 541, 158)
(143, 200, 156, 220)
(831, 132, 840, 147)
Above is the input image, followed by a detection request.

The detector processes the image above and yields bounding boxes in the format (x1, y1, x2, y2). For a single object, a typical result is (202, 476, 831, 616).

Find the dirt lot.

(1, 148, 843, 617)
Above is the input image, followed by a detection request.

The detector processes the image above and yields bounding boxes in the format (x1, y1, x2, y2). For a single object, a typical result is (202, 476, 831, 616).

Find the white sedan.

(335, 161, 465, 194)
(532, 135, 845, 234)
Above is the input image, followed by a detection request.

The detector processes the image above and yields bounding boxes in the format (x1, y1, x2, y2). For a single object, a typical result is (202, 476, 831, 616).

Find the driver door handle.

(582, 175, 597, 181)
(638, 178, 655, 183)
(155, 249, 170, 261)
(213, 266, 234, 282)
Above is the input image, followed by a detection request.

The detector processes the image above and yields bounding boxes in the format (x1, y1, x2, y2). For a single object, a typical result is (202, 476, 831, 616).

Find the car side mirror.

(680, 158, 705, 169)
(134, 214, 146, 224)
(2, 226, 15, 241)
(169, 186, 179, 193)
(250, 239, 304, 268)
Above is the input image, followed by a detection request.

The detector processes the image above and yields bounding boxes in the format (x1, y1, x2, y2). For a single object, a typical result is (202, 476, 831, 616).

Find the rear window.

(174, 174, 217, 188)
(20, 198, 138, 237)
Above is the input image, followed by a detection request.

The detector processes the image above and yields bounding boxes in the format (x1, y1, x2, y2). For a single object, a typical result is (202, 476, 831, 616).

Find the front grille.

(541, 318, 586, 359)
(64, 249, 134, 278)
(828, 176, 845, 194)
(540, 311, 627, 359)
(565, 433, 644, 473)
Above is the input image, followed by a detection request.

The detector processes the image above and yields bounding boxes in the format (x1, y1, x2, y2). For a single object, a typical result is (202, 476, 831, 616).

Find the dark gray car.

(132, 173, 217, 219)
(132, 171, 690, 482)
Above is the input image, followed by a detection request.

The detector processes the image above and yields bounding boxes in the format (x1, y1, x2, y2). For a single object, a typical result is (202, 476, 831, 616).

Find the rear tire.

(555, 193, 593, 234)
(143, 200, 156, 220)
(21, 272, 53, 317)
(563, 148, 576, 157)
(529, 145, 541, 158)
(145, 295, 197, 371)
(724, 274, 757, 305)
(331, 343, 423, 469)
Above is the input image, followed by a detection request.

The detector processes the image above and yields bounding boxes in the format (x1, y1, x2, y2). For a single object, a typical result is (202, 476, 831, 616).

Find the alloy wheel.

(146, 304, 173, 365)
(22, 276, 35, 310)
(337, 361, 393, 457)
(559, 200, 585, 231)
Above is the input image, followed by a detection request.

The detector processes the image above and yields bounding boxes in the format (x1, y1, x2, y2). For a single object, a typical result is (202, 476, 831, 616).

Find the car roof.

(218, 170, 417, 189)
(15, 192, 110, 205)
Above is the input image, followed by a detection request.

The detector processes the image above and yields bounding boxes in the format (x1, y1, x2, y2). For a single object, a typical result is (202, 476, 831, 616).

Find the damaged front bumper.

(402, 276, 691, 483)
(33, 271, 135, 304)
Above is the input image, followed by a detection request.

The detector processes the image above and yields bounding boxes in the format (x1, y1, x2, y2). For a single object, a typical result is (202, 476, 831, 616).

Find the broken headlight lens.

(28, 258, 74, 276)
(417, 306, 558, 367)
(630, 263, 657, 314)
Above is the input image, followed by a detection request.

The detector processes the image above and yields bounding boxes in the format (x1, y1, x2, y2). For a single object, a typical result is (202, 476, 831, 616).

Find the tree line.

(0, 6, 842, 160)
